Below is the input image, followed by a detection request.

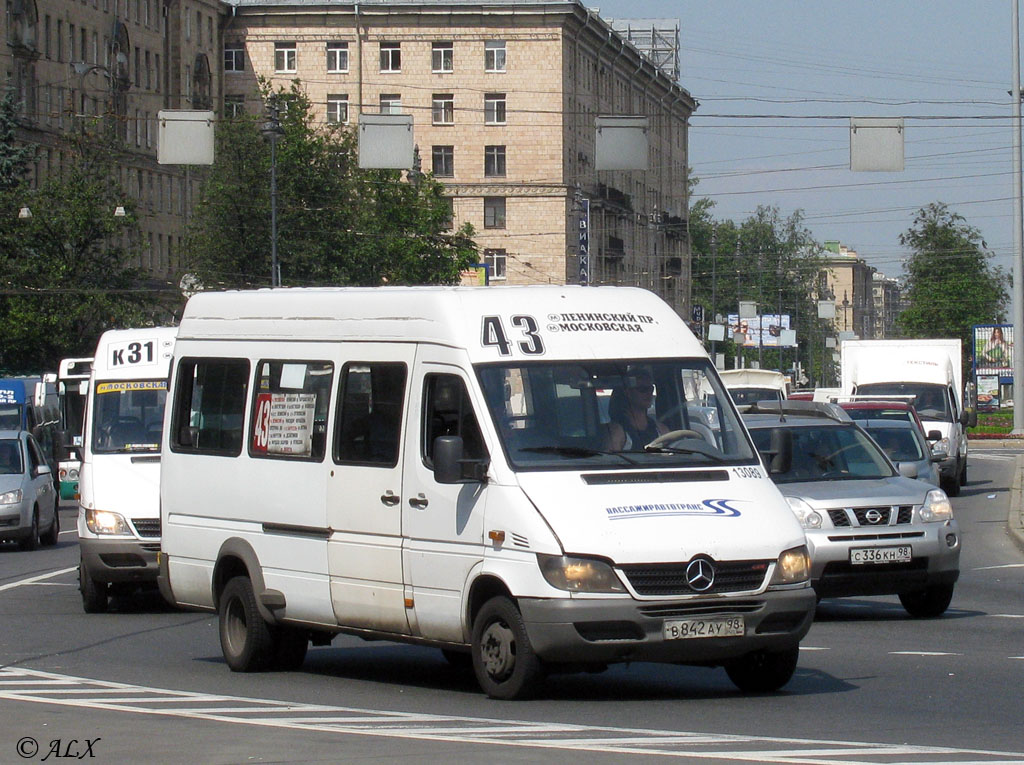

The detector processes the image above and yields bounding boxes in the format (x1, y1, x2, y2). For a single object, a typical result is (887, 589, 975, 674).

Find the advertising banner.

(973, 324, 1012, 377)
(727, 314, 795, 348)
(976, 374, 1000, 410)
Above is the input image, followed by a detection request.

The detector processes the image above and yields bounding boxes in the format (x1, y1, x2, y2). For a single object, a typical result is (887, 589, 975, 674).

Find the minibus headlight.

(920, 489, 953, 522)
(537, 554, 626, 593)
(770, 545, 811, 586)
(0, 489, 23, 505)
(785, 496, 822, 529)
(85, 508, 132, 535)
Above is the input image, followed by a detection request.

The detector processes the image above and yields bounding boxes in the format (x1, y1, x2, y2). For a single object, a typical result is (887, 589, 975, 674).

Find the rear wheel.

(271, 627, 309, 671)
(18, 509, 39, 551)
(725, 646, 800, 693)
(959, 459, 967, 486)
(899, 583, 954, 618)
(219, 576, 275, 672)
(41, 501, 59, 546)
(80, 560, 109, 613)
(471, 596, 542, 700)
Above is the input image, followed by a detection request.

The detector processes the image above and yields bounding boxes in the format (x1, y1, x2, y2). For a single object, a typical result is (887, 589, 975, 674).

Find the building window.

(379, 42, 401, 73)
(485, 40, 506, 72)
(484, 145, 506, 177)
(484, 249, 507, 280)
(326, 41, 348, 73)
(432, 41, 453, 73)
(432, 93, 453, 125)
(275, 43, 296, 73)
(224, 44, 244, 72)
(327, 94, 348, 124)
(484, 93, 506, 125)
(224, 95, 245, 118)
(379, 94, 401, 115)
(432, 146, 454, 177)
(484, 197, 506, 229)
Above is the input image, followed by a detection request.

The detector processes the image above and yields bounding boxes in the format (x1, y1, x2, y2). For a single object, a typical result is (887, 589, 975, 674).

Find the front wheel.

(471, 596, 542, 700)
(725, 646, 800, 693)
(80, 560, 108, 613)
(959, 459, 967, 486)
(219, 576, 275, 672)
(899, 583, 954, 618)
(41, 501, 59, 546)
(18, 509, 39, 552)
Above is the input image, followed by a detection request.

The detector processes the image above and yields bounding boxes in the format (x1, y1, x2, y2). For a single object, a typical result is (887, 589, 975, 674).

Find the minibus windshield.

(91, 381, 168, 454)
(477, 359, 758, 470)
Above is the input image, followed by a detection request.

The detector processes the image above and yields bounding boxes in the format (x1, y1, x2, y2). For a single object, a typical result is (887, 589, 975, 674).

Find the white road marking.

(0, 566, 77, 593)
(888, 651, 963, 657)
(973, 564, 1024, 570)
(1010, 656, 1024, 660)
(58, 529, 78, 536)
(798, 646, 830, 651)
(990, 614, 1024, 618)
(0, 668, 1020, 764)
(968, 453, 1016, 461)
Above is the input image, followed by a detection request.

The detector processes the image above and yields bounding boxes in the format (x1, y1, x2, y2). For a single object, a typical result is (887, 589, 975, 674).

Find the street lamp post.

(261, 97, 285, 288)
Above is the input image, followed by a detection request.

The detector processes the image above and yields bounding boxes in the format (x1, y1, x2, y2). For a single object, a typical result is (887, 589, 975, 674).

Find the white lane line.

(968, 453, 1016, 461)
(888, 651, 963, 657)
(990, 614, 1024, 618)
(0, 668, 1021, 764)
(973, 563, 1024, 570)
(58, 529, 78, 536)
(798, 646, 830, 651)
(0, 566, 77, 593)
(1010, 656, 1024, 660)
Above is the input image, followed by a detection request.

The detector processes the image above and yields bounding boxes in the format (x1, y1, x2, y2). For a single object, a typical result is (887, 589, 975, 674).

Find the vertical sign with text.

(578, 198, 590, 286)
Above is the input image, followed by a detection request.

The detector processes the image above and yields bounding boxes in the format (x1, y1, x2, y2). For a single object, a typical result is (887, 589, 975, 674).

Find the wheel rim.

(224, 596, 248, 655)
(480, 619, 516, 681)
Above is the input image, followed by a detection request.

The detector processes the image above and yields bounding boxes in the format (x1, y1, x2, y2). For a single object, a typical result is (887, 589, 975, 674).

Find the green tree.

(0, 89, 34, 192)
(186, 81, 477, 288)
(898, 203, 1007, 355)
(0, 130, 156, 373)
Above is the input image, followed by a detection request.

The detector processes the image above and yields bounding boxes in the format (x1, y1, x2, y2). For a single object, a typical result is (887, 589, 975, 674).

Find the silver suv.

(743, 402, 960, 617)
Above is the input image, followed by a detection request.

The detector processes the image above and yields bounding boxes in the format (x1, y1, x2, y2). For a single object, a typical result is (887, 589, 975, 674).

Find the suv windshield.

(91, 381, 168, 454)
(749, 423, 894, 483)
(0, 438, 23, 474)
(862, 425, 924, 463)
(855, 383, 950, 421)
(476, 359, 757, 470)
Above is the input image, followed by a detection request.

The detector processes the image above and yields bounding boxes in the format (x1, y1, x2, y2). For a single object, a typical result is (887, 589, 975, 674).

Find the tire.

(41, 501, 59, 546)
(471, 596, 542, 700)
(219, 576, 275, 672)
(959, 459, 967, 487)
(271, 626, 309, 671)
(441, 648, 473, 671)
(725, 646, 800, 693)
(899, 583, 954, 618)
(942, 473, 961, 497)
(18, 509, 39, 552)
(80, 560, 109, 613)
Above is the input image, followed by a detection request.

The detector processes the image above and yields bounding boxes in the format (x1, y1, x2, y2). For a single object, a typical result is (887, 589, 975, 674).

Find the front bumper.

(807, 519, 960, 598)
(79, 536, 160, 584)
(0, 504, 31, 541)
(518, 587, 816, 666)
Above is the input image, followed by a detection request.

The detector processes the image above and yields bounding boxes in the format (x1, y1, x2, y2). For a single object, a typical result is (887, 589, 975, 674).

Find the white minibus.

(57, 357, 93, 500)
(159, 286, 814, 699)
(78, 327, 176, 612)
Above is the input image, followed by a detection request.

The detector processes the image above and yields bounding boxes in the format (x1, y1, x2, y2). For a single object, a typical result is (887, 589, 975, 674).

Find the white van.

(719, 369, 789, 408)
(158, 286, 814, 699)
(78, 327, 176, 612)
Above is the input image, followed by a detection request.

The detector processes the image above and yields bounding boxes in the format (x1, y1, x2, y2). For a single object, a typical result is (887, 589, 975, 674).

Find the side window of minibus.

(334, 362, 407, 467)
(170, 358, 250, 455)
(250, 360, 334, 461)
(422, 374, 485, 467)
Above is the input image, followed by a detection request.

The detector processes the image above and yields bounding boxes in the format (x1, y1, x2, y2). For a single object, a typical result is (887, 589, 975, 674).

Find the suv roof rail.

(743, 399, 851, 423)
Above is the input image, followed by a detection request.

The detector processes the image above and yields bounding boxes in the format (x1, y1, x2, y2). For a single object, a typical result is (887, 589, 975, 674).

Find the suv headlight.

(770, 545, 811, 585)
(85, 509, 133, 535)
(931, 437, 950, 456)
(0, 489, 23, 505)
(785, 496, 822, 529)
(920, 489, 953, 522)
(537, 554, 626, 593)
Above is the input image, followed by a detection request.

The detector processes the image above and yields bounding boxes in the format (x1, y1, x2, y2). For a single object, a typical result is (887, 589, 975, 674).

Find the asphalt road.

(0, 451, 1022, 764)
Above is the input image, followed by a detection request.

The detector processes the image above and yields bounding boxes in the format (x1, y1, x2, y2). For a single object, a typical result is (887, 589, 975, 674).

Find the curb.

(1010, 454, 1024, 555)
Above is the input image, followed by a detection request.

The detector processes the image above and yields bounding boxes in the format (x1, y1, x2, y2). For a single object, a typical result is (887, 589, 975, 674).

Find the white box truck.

(158, 285, 816, 699)
(840, 339, 970, 496)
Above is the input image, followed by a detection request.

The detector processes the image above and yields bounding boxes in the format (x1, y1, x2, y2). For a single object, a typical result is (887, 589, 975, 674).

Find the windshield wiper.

(643, 444, 730, 463)
(519, 445, 639, 464)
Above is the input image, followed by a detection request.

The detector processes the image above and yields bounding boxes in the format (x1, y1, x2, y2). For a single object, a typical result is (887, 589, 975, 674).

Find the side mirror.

(926, 430, 942, 442)
(930, 450, 948, 463)
(959, 409, 971, 427)
(896, 462, 919, 479)
(36, 464, 52, 477)
(433, 436, 488, 484)
(767, 427, 793, 474)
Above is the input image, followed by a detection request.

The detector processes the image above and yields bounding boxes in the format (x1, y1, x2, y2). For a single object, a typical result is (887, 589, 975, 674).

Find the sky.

(597, 0, 1021, 282)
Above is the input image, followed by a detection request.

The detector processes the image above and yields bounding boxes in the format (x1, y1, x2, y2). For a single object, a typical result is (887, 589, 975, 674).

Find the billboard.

(727, 314, 795, 348)
(973, 324, 1012, 377)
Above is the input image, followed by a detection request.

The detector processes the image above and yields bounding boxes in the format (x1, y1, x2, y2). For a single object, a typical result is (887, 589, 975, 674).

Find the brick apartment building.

(5, 0, 696, 315)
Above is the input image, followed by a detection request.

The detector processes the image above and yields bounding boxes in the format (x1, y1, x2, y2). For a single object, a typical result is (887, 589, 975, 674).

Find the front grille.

(826, 505, 914, 528)
(620, 560, 770, 596)
(639, 600, 764, 618)
(132, 518, 161, 538)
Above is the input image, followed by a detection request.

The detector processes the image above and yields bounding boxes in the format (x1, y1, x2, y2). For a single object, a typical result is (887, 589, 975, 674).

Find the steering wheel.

(647, 429, 704, 448)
